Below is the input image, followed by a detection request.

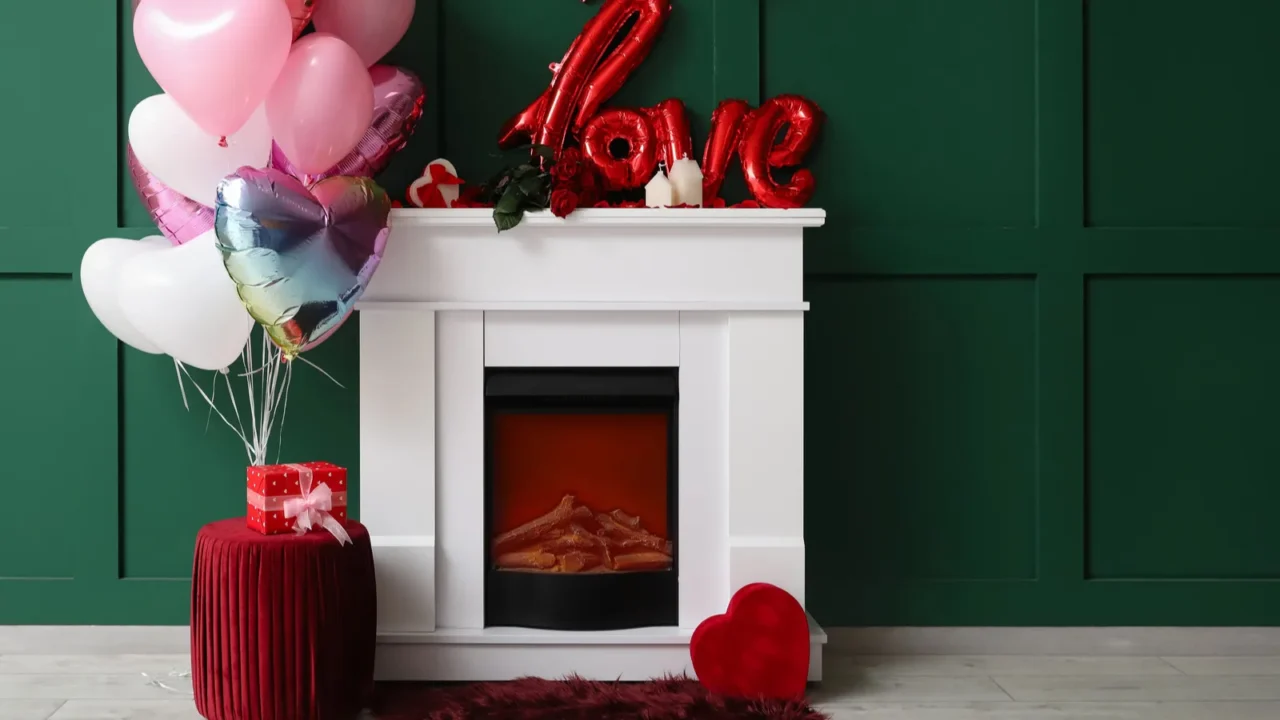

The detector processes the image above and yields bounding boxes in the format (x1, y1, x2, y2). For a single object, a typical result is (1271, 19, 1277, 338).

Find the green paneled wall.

(2, 0, 1279, 625)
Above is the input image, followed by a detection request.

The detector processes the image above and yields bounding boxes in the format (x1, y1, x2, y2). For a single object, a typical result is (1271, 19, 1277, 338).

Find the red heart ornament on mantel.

(690, 582, 810, 700)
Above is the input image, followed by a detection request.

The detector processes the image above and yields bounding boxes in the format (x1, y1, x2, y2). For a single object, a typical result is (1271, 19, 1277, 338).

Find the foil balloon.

(573, 0, 672, 133)
(286, 0, 316, 39)
(643, 98, 693, 171)
(701, 98, 751, 202)
(273, 65, 425, 183)
(739, 95, 823, 208)
(127, 146, 215, 246)
(582, 108, 657, 191)
(499, 0, 672, 152)
(215, 167, 391, 358)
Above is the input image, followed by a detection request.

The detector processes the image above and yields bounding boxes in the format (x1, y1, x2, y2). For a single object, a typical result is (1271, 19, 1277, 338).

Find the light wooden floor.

(2, 628, 1279, 719)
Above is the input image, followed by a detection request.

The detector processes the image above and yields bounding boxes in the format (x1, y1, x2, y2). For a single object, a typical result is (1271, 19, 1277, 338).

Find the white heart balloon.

(81, 236, 170, 354)
(128, 94, 271, 208)
(118, 229, 255, 371)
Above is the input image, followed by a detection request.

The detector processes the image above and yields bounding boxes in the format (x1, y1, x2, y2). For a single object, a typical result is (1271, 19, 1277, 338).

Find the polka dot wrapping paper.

(246, 461, 349, 535)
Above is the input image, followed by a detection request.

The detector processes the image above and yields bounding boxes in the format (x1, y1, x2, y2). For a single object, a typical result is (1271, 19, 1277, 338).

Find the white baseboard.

(6, 626, 1280, 659)
(0, 626, 189, 655)
(374, 618, 827, 682)
(825, 627, 1280, 656)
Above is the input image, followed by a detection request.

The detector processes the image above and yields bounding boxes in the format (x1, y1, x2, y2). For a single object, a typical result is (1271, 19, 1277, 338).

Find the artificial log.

(496, 548, 558, 570)
(610, 509, 641, 529)
(556, 550, 602, 573)
(543, 524, 599, 554)
(596, 513, 673, 555)
(612, 551, 673, 571)
(493, 494, 585, 554)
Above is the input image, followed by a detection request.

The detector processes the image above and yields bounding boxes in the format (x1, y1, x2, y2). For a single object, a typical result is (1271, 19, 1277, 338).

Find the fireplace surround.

(358, 208, 826, 682)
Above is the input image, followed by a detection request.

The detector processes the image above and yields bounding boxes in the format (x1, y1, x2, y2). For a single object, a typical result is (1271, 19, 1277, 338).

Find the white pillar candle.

(668, 154, 704, 207)
(645, 164, 674, 208)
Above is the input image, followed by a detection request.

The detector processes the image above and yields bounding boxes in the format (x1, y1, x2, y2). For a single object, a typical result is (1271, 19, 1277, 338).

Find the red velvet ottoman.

(191, 518, 376, 720)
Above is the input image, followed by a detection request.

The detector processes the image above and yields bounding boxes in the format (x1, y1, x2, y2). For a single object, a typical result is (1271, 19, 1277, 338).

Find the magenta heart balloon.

(272, 65, 425, 183)
(215, 167, 391, 358)
(126, 145, 214, 246)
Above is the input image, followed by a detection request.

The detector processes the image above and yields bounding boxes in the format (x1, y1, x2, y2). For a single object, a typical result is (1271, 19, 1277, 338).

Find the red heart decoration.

(690, 583, 810, 700)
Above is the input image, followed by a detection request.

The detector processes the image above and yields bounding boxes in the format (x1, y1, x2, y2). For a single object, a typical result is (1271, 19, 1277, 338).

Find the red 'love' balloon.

(739, 94, 823, 208)
(701, 98, 752, 203)
(498, 0, 672, 154)
(644, 98, 694, 170)
(581, 108, 657, 190)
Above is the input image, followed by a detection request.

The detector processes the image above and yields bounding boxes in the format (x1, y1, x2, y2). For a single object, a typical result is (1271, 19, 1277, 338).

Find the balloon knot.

(218, 136, 228, 148)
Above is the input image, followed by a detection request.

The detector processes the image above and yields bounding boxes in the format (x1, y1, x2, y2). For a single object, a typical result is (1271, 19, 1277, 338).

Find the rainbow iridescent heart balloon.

(214, 167, 390, 357)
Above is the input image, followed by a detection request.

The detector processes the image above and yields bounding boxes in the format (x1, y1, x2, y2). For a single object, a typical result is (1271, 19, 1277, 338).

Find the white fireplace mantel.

(357, 208, 827, 682)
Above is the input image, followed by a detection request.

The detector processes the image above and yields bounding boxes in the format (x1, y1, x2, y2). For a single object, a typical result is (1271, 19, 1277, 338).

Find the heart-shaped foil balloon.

(215, 167, 391, 358)
(272, 65, 425, 183)
(127, 145, 215, 246)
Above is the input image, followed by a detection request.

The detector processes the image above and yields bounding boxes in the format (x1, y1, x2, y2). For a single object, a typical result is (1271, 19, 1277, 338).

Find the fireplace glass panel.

(485, 368, 678, 630)
(491, 412, 672, 574)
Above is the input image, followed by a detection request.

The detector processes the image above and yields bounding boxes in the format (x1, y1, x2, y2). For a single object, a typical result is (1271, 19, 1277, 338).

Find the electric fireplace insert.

(484, 367, 679, 630)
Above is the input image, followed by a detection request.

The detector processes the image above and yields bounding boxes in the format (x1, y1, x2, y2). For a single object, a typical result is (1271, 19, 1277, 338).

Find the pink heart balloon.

(126, 146, 215, 246)
(286, 0, 316, 39)
(312, 0, 415, 67)
(267, 34, 375, 176)
(272, 65, 425, 183)
(134, 0, 293, 139)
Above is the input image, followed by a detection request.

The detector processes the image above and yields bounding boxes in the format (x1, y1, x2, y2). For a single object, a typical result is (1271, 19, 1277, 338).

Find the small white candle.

(645, 164, 674, 208)
(668, 154, 703, 207)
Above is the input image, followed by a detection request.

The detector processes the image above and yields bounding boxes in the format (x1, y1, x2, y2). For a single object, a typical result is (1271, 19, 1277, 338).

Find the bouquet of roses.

(481, 145, 601, 231)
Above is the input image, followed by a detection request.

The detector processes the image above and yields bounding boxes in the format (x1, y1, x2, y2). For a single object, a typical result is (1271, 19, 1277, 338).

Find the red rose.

(550, 188, 580, 218)
(577, 166, 601, 205)
(732, 199, 761, 208)
(552, 148, 584, 182)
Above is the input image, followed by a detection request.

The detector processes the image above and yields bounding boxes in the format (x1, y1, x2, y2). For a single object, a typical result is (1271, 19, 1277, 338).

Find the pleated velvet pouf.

(191, 518, 377, 720)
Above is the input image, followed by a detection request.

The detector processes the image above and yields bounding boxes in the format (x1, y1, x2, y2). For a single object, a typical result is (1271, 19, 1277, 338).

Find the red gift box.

(247, 461, 349, 535)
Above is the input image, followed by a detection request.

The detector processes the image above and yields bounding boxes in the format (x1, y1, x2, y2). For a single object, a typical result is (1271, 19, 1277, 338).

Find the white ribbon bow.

(282, 463, 352, 546)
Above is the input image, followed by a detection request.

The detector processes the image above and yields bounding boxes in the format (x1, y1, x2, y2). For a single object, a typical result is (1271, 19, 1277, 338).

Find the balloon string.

(178, 362, 254, 461)
(204, 368, 218, 434)
(297, 354, 347, 389)
(141, 670, 192, 696)
(274, 362, 294, 464)
(172, 360, 190, 411)
(243, 336, 259, 463)
(172, 330, 296, 466)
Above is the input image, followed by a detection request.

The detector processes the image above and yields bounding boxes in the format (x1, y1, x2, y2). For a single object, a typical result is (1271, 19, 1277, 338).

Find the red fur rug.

(372, 676, 828, 719)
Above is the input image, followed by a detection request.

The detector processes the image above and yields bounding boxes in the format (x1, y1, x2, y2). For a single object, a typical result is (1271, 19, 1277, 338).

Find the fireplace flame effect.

(493, 494, 673, 573)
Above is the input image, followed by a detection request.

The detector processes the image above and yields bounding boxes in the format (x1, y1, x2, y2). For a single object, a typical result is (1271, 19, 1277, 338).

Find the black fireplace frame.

(483, 367, 679, 631)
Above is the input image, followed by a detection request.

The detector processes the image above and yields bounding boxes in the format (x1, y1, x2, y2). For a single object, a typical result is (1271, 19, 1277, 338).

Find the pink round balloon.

(134, 0, 292, 139)
(267, 34, 375, 176)
(312, 0, 415, 67)
(272, 65, 425, 183)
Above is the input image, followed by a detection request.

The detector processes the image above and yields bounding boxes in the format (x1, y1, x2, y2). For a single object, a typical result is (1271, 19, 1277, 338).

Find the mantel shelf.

(389, 207, 827, 230)
(363, 207, 823, 307)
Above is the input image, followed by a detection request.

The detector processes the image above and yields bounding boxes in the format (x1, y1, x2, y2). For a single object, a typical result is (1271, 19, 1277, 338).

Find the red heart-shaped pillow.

(690, 583, 809, 700)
